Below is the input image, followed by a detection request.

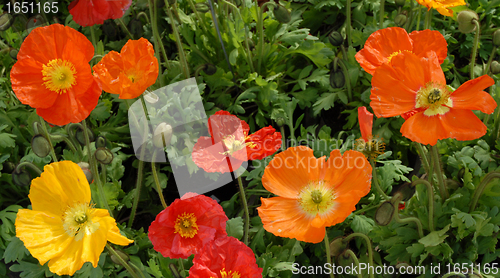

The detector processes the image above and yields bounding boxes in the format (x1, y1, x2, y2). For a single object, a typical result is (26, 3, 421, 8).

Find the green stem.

(415, 6, 422, 31)
(343, 233, 374, 278)
(117, 18, 134, 39)
(470, 19, 481, 79)
(344, 250, 362, 278)
(394, 205, 424, 237)
(89, 25, 97, 51)
(128, 152, 145, 227)
(412, 179, 435, 232)
(152, 151, 168, 209)
(405, 0, 415, 32)
(165, 2, 190, 79)
(49, 134, 78, 156)
(258, 2, 278, 74)
(106, 245, 141, 278)
(415, 143, 431, 176)
(424, 8, 432, 29)
(431, 145, 448, 199)
(346, 0, 352, 47)
(280, 125, 286, 151)
(337, 59, 352, 102)
(15, 161, 42, 176)
(237, 176, 250, 245)
(178, 259, 186, 277)
(324, 233, 335, 278)
(186, 0, 210, 35)
(82, 120, 113, 216)
(370, 160, 390, 200)
(149, 0, 170, 76)
(379, 0, 385, 28)
(469, 172, 500, 212)
(39, 117, 58, 162)
(484, 46, 497, 76)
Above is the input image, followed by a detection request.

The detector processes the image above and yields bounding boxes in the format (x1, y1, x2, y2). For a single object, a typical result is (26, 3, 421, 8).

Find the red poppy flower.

(92, 38, 159, 99)
(370, 51, 496, 146)
(355, 27, 448, 75)
(148, 193, 228, 259)
(69, 0, 132, 27)
(192, 111, 281, 173)
(10, 24, 101, 126)
(187, 236, 262, 278)
(257, 146, 372, 243)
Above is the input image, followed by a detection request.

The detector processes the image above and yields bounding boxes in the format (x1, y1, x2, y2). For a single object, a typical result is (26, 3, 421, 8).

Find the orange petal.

(451, 75, 496, 114)
(323, 150, 372, 197)
(409, 30, 448, 64)
(257, 197, 326, 243)
(358, 107, 373, 142)
(261, 146, 322, 198)
(355, 27, 413, 75)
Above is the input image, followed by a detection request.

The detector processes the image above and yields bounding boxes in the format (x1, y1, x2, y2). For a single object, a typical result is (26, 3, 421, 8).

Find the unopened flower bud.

(395, 0, 405, 7)
(491, 61, 500, 74)
(329, 236, 347, 257)
(95, 148, 113, 165)
(375, 201, 395, 226)
(31, 134, 51, 158)
(392, 182, 415, 201)
(12, 167, 32, 187)
(394, 14, 407, 27)
(329, 68, 345, 89)
(275, 117, 285, 127)
(26, 14, 45, 33)
(328, 31, 343, 47)
(9, 48, 18, 60)
(493, 29, 500, 47)
(457, 10, 479, 34)
(95, 135, 107, 149)
(76, 127, 94, 146)
(0, 13, 14, 31)
(273, 6, 291, 24)
(77, 162, 93, 184)
(153, 123, 173, 148)
(110, 249, 129, 265)
(336, 249, 355, 267)
(203, 64, 217, 75)
(195, 3, 210, 13)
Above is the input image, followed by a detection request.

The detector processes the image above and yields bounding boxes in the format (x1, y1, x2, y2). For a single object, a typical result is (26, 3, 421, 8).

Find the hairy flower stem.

(370, 160, 390, 201)
(412, 179, 435, 232)
(379, 0, 385, 28)
(343, 233, 374, 278)
(152, 151, 168, 209)
(49, 134, 78, 155)
(484, 46, 497, 76)
(15, 161, 42, 176)
(106, 245, 142, 278)
(324, 233, 335, 278)
(344, 250, 362, 278)
(257, 2, 278, 74)
(431, 145, 448, 199)
(280, 125, 286, 151)
(346, 0, 352, 47)
(237, 176, 250, 245)
(470, 19, 481, 79)
(39, 117, 58, 162)
(186, 0, 210, 35)
(337, 59, 352, 102)
(128, 153, 145, 228)
(414, 143, 431, 175)
(149, 0, 170, 74)
(82, 119, 113, 216)
(394, 205, 424, 238)
(469, 172, 500, 212)
(405, 0, 415, 32)
(165, 1, 190, 79)
(117, 18, 134, 39)
(415, 6, 422, 31)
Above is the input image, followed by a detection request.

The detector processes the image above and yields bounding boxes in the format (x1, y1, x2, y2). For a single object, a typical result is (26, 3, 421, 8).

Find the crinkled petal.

(450, 75, 496, 114)
(409, 30, 448, 64)
(358, 107, 373, 142)
(247, 126, 282, 160)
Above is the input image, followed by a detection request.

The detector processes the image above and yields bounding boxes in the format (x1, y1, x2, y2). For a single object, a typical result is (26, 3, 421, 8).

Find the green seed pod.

(203, 64, 217, 75)
(128, 18, 144, 40)
(26, 14, 45, 33)
(0, 13, 14, 31)
(75, 127, 94, 146)
(110, 249, 129, 265)
(95, 135, 107, 149)
(77, 162, 93, 184)
(375, 201, 395, 226)
(12, 167, 32, 187)
(275, 117, 285, 127)
(9, 48, 18, 60)
(195, 3, 210, 13)
(394, 14, 407, 27)
(328, 31, 343, 47)
(153, 123, 173, 148)
(491, 61, 500, 74)
(329, 68, 345, 89)
(273, 6, 291, 24)
(329, 236, 347, 257)
(493, 29, 500, 47)
(31, 134, 51, 158)
(95, 148, 114, 165)
(395, 0, 405, 7)
(457, 10, 479, 34)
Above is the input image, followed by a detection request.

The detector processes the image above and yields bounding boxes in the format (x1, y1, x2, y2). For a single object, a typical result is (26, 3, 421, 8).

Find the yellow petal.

(93, 209, 133, 246)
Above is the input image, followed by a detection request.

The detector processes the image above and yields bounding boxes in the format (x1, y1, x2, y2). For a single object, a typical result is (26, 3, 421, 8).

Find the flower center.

(221, 133, 256, 156)
(354, 137, 385, 160)
(211, 269, 241, 278)
(298, 181, 336, 215)
(42, 59, 77, 94)
(387, 50, 413, 63)
(174, 212, 198, 238)
(415, 82, 453, 116)
(62, 203, 99, 241)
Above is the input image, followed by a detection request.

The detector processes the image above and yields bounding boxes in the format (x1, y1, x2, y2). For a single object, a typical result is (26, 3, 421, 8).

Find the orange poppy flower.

(10, 24, 101, 126)
(416, 0, 466, 17)
(92, 38, 159, 99)
(69, 0, 132, 27)
(257, 146, 372, 243)
(370, 51, 496, 146)
(192, 111, 281, 173)
(355, 27, 447, 75)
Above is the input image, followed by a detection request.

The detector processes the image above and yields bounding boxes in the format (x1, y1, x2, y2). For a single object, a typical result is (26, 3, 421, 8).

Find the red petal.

(247, 126, 282, 160)
(451, 75, 496, 114)
(357, 107, 373, 142)
(409, 30, 448, 64)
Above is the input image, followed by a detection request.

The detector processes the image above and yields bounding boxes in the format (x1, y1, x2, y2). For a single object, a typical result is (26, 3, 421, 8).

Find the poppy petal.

(358, 107, 373, 142)
(323, 150, 372, 197)
(409, 30, 448, 64)
(247, 126, 282, 161)
(451, 75, 496, 114)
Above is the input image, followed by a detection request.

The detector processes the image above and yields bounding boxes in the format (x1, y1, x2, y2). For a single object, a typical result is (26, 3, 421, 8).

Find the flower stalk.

(164, 1, 190, 79)
(370, 160, 390, 200)
(431, 145, 448, 199)
(152, 151, 168, 209)
(412, 179, 435, 231)
(237, 176, 250, 245)
(343, 233, 374, 278)
(324, 233, 335, 278)
(469, 172, 500, 212)
(470, 19, 481, 79)
(106, 245, 141, 278)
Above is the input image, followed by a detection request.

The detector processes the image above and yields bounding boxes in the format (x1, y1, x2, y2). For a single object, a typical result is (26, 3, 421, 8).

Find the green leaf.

(418, 224, 450, 247)
(3, 237, 29, 264)
(0, 124, 16, 149)
(312, 92, 337, 116)
(226, 217, 244, 240)
(351, 215, 374, 235)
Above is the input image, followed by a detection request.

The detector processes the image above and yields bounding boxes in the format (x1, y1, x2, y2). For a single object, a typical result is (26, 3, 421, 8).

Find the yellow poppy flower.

(15, 161, 133, 275)
(416, 0, 466, 17)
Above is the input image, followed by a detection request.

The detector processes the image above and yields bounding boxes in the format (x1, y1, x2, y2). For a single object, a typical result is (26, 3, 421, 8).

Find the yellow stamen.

(211, 269, 241, 278)
(174, 212, 198, 238)
(387, 50, 413, 63)
(62, 203, 99, 241)
(42, 59, 77, 94)
(220, 133, 256, 156)
(354, 136, 385, 160)
(298, 181, 336, 215)
(415, 82, 453, 116)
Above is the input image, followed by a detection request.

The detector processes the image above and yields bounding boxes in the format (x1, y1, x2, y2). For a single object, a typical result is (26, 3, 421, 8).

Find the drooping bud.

(375, 201, 395, 226)
(203, 63, 217, 75)
(9, 48, 18, 60)
(275, 117, 285, 127)
(195, 3, 210, 13)
(491, 61, 500, 74)
(329, 236, 347, 257)
(328, 31, 343, 47)
(110, 249, 129, 265)
(153, 123, 173, 148)
(95, 135, 107, 149)
(394, 14, 407, 27)
(273, 6, 291, 24)
(77, 162, 93, 184)
(395, 0, 405, 7)
(457, 10, 479, 34)
(494, 29, 500, 47)
(26, 14, 45, 33)
(95, 148, 114, 165)
(12, 167, 32, 187)
(0, 13, 14, 31)
(329, 67, 345, 89)
(75, 127, 94, 146)
(336, 249, 356, 267)
(31, 134, 51, 158)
